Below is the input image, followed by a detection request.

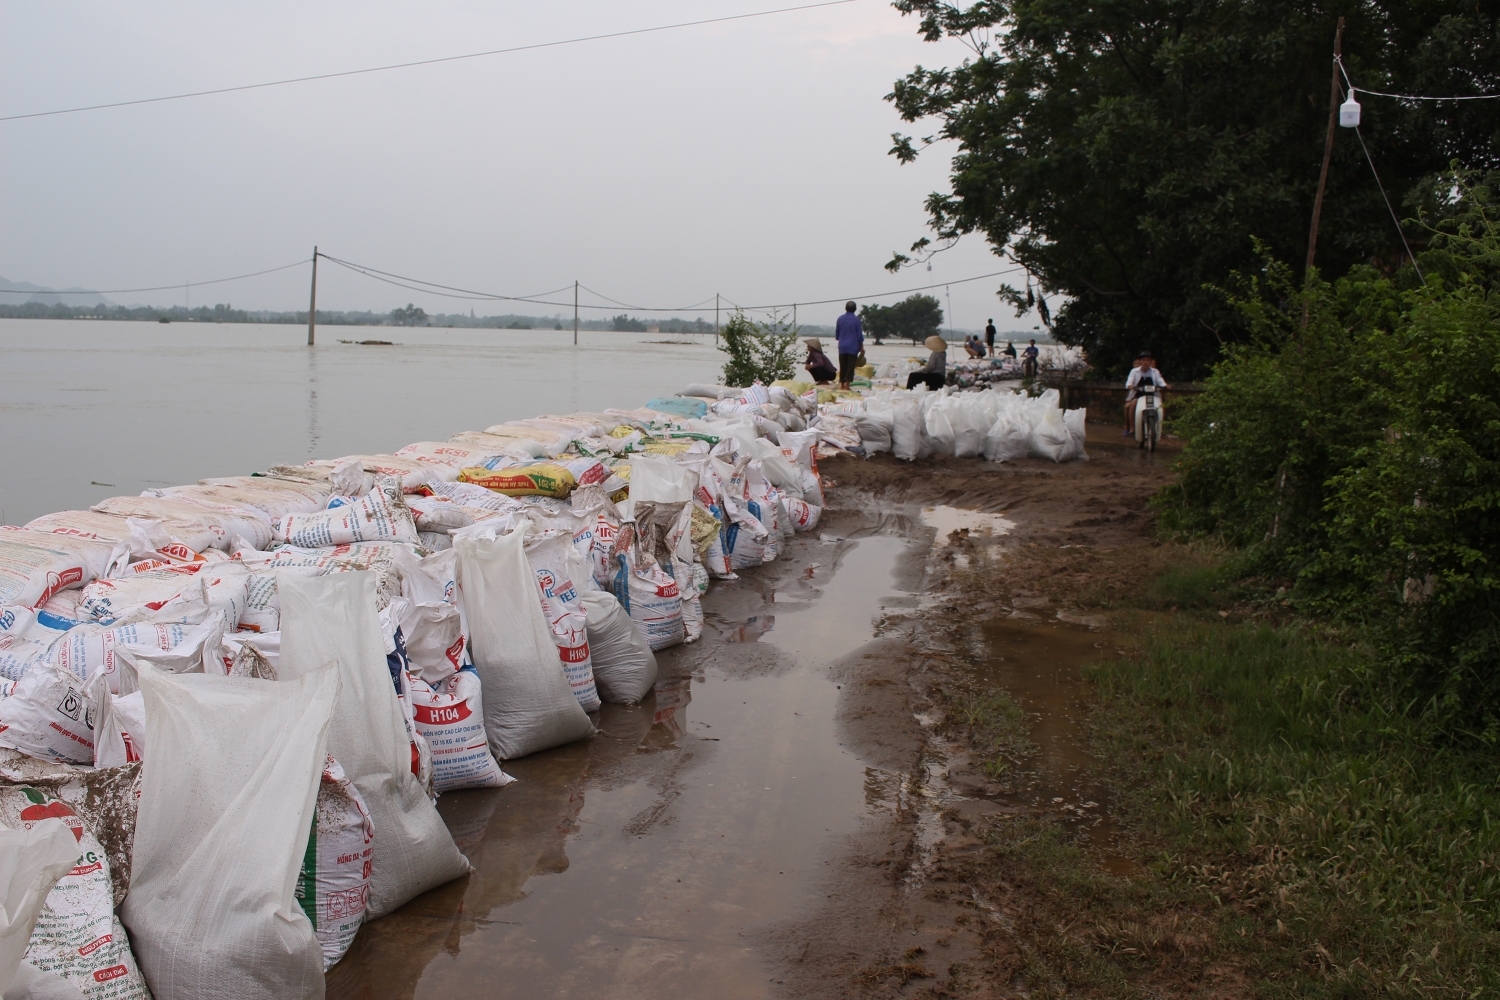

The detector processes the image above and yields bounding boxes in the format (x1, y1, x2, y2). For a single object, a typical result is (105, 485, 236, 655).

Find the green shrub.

(1159, 174, 1500, 726)
(717, 309, 798, 387)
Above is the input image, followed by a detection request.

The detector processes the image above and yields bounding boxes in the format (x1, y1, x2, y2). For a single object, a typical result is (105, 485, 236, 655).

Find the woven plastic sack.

(454, 530, 593, 760)
(120, 661, 339, 1000)
(0, 529, 122, 610)
(0, 818, 79, 997)
(408, 668, 513, 792)
(272, 478, 418, 547)
(278, 572, 470, 919)
(524, 531, 600, 712)
(0, 786, 150, 998)
(296, 755, 374, 971)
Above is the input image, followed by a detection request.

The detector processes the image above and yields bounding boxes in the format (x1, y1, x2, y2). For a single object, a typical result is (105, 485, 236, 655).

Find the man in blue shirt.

(834, 301, 863, 390)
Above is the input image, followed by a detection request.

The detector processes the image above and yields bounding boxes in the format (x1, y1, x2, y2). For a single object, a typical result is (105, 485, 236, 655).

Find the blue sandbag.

(644, 397, 708, 419)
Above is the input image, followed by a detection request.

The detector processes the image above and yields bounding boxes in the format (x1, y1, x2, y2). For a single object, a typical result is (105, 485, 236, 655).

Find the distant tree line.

(0, 300, 718, 332)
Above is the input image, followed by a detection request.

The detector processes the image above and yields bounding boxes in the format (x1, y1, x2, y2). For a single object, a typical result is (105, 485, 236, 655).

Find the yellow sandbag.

(855, 365, 875, 378)
(816, 389, 837, 404)
(637, 438, 695, 457)
(608, 424, 641, 439)
(772, 379, 816, 396)
(458, 463, 577, 498)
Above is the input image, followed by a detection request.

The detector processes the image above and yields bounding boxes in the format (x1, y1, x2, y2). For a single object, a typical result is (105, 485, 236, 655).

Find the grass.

(935, 542, 1500, 997)
(1090, 621, 1500, 998)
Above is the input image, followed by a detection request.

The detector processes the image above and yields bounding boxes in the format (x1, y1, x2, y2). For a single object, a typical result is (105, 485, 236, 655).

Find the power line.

(1351, 124, 1426, 286)
(1, 0, 862, 124)
(1336, 56, 1500, 102)
(0, 258, 309, 296)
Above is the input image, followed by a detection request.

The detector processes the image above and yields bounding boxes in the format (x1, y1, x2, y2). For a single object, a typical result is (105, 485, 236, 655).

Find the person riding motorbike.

(1123, 351, 1170, 436)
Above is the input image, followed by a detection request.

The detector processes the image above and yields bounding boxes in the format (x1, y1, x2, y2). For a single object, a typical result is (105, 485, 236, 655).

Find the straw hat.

(803, 338, 823, 351)
(925, 335, 947, 352)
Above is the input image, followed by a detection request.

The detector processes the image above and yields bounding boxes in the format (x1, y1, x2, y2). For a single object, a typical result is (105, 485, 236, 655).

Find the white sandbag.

(0, 529, 123, 610)
(400, 601, 466, 685)
(0, 786, 151, 998)
(454, 530, 593, 760)
(152, 480, 329, 520)
(1064, 407, 1089, 461)
(0, 607, 74, 682)
(394, 440, 512, 471)
(524, 531, 600, 713)
(853, 406, 894, 454)
(983, 413, 1031, 462)
(405, 496, 475, 534)
(783, 496, 822, 531)
(94, 688, 147, 767)
(91, 495, 272, 551)
(315, 454, 458, 492)
(1028, 405, 1075, 463)
(607, 521, 685, 652)
(627, 456, 697, 504)
(0, 818, 81, 998)
(277, 573, 470, 919)
(891, 396, 924, 461)
(77, 568, 197, 623)
(297, 755, 374, 971)
(272, 478, 418, 547)
(0, 660, 97, 764)
(48, 619, 203, 691)
(408, 668, 513, 792)
(120, 662, 338, 1000)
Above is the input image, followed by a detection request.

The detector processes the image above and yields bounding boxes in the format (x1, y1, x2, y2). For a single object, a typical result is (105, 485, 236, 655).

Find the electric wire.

(0, 258, 309, 296)
(577, 283, 718, 312)
(1336, 56, 1500, 102)
(0, 0, 862, 124)
(1352, 123, 1426, 286)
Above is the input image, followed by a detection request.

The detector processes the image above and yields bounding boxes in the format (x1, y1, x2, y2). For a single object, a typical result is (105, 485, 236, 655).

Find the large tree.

(886, 0, 1500, 377)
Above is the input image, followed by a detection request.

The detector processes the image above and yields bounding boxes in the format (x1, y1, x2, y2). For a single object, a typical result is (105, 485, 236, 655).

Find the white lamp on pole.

(1339, 89, 1361, 127)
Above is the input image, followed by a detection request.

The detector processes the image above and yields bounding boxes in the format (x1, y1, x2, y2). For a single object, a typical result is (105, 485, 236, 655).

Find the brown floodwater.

(327, 534, 915, 999)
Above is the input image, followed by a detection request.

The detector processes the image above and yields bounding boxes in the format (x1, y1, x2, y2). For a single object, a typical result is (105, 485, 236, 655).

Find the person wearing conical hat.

(802, 337, 836, 385)
(906, 334, 948, 391)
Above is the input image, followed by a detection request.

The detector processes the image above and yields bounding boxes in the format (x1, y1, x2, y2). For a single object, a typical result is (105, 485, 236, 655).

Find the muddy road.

(329, 425, 1176, 999)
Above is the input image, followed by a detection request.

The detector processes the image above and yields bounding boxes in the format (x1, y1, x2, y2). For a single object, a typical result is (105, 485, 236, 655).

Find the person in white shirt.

(1123, 351, 1170, 435)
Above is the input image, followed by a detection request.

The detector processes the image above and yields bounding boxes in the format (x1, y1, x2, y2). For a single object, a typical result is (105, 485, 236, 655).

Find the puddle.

(328, 535, 912, 999)
(920, 505, 1015, 546)
(957, 618, 1137, 875)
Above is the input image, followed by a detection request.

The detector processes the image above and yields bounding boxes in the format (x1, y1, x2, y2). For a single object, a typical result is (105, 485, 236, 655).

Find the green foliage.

(610, 313, 647, 332)
(1090, 620, 1500, 997)
(717, 309, 799, 387)
(859, 294, 943, 344)
(886, 0, 1500, 378)
(1161, 173, 1500, 724)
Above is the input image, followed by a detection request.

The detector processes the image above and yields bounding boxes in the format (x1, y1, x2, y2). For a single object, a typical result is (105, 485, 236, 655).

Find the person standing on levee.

(835, 301, 863, 390)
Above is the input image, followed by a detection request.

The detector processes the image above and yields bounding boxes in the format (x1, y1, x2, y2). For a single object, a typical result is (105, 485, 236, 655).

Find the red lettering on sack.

(69, 861, 103, 877)
(35, 566, 85, 607)
(78, 934, 112, 957)
(414, 702, 471, 725)
(93, 965, 129, 982)
(445, 635, 466, 667)
(558, 644, 590, 663)
(655, 582, 680, 598)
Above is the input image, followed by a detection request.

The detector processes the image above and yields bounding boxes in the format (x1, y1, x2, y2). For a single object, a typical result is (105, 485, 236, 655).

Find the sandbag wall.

(0, 396, 827, 997)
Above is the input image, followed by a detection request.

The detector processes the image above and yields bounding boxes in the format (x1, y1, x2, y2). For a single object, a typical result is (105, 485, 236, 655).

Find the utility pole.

(573, 281, 579, 346)
(792, 302, 797, 332)
(307, 246, 318, 346)
(1305, 18, 1346, 288)
(715, 293, 720, 347)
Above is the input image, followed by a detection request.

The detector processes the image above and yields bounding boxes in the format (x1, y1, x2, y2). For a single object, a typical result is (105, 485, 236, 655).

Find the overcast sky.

(1, 1, 1046, 333)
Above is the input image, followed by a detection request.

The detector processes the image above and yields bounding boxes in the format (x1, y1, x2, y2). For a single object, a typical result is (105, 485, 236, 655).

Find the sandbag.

(272, 479, 418, 547)
(0, 818, 79, 998)
(408, 668, 513, 792)
(524, 531, 600, 712)
(0, 529, 122, 610)
(297, 755, 374, 971)
(0, 786, 150, 998)
(277, 573, 470, 919)
(0, 660, 97, 764)
(891, 396, 924, 461)
(627, 456, 697, 503)
(983, 413, 1031, 462)
(454, 530, 593, 760)
(121, 662, 339, 1000)
(458, 457, 615, 499)
(91, 495, 272, 551)
(1028, 406, 1076, 463)
(400, 601, 466, 685)
(0, 607, 74, 682)
(607, 522, 685, 651)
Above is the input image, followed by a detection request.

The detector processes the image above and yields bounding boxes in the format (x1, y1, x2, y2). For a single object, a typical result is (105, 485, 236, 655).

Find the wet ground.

(328, 422, 1177, 998)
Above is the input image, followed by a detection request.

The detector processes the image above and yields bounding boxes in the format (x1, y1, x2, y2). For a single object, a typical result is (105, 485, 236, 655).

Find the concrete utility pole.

(574, 281, 579, 346)
(715, 293, 720, 347)
(1305, 18, 1346, 284)
(307, 246, 319, 346)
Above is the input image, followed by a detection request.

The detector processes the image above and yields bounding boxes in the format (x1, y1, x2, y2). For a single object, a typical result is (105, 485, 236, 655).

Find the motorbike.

(1133, 382, 1163, 452)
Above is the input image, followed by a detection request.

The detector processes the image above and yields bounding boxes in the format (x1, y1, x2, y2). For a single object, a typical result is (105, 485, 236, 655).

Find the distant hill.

(0, 276, 114, 308)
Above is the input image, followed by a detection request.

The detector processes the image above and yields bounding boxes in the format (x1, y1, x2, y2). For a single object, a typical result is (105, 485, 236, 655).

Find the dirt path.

(329, 425, 1176, 998)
